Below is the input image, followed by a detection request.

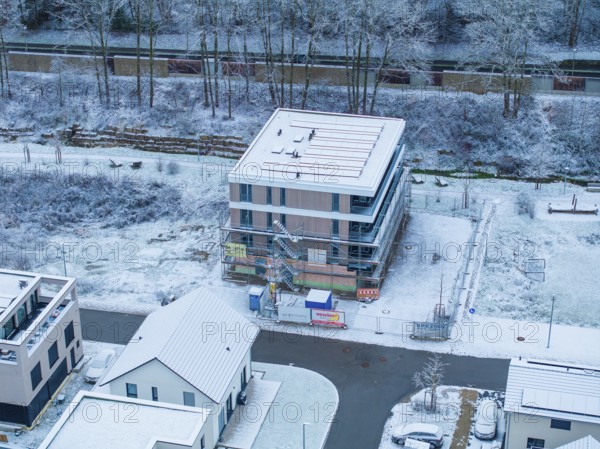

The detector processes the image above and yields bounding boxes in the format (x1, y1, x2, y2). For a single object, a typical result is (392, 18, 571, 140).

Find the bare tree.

(0, 0, 18, 98)
(564, 0, 588, 47)
(412, 354, 447, 412)
(56, 0, 125, 105)
(458, 0, 558, 118)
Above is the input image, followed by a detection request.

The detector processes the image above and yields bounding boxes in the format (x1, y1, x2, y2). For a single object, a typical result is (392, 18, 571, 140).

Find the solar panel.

(522, 388, 600, 417)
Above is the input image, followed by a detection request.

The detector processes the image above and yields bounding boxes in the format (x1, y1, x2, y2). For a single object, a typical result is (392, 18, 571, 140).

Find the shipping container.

(305, 289, 332, 310)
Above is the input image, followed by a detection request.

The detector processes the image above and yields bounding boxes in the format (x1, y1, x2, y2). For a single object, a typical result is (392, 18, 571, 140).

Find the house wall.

(505, 413, 600, 449)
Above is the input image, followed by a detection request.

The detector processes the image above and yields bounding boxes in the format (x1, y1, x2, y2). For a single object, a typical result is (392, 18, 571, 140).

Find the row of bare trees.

(0, 0, 597, 117)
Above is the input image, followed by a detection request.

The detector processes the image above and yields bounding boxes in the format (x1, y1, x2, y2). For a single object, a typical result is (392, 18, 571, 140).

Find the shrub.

(166, 161, 180, 175)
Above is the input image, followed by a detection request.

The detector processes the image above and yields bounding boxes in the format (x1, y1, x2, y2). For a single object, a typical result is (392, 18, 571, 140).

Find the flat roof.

(0, 271, 36, 315)
(40, 392, 208, 449)
(229, 109, 406, 195)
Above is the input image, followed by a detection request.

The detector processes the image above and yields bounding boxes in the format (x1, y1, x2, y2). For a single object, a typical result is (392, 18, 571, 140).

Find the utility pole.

(546, 295, 556, 349)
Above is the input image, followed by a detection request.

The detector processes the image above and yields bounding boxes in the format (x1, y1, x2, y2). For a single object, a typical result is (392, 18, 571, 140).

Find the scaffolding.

(219, 169, 412, 297)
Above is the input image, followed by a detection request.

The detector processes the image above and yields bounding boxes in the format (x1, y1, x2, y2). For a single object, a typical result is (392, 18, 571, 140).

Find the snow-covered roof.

(100, 288, 259, 403)
(229, 108, 406, 196)
(0, 271, 36, 314)
(505, 358, 600, 424)
(556, 436, 600, 449)
(306, 289, 331, 304)
(39, 391, 208, 449)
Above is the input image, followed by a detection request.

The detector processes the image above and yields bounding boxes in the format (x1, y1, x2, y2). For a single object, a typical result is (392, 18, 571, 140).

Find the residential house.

(504, 358, 600, 449)
(97, 288, 259, 446)
(0, 270, 83, 426)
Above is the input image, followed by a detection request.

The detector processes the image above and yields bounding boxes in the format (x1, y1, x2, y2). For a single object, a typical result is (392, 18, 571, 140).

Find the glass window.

(183, 391, 195, 407)
(332, 220, 339, 239)
(240, 209, 253, 228)
(241, 234, 253, 248)
(266, 187, 272, 205)
(280, 214, 286, 228)
(152, 387, 158, 402)
(64, 321, 75, 347)
(267, 212, 273, 230)
(3, 319, 15, 340)
(48, 341, 59, 368)
(15, 304, 27, 327)
(550, 419, 571, 430)
(332, 193, 340, 212)
(240, 184, 252, 202)
(331, 244, 339, 263)
(201, 436, 205, 449)
(30, 362, 42, 390)
(280, 188, 286, 206)
(527, 438, 545, 449)
(126, 383, 138, 398)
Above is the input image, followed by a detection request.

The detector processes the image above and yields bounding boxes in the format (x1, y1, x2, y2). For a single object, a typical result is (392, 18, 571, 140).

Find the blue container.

(249, 287, 264, 311)
(304, 289, 332, 310)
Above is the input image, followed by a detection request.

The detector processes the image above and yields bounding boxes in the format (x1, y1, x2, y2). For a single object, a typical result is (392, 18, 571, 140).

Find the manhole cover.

(342, 347, 351, 353)
(361, 362, 370, 368)
(379, 356, 387, 362)
(382, 309, 390, 314)
(405, 245, 414, 251)
(516, 336, 525, 342)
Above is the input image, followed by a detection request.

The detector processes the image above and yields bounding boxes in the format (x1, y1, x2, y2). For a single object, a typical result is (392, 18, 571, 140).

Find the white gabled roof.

(556, 436, 600, 449)
(100, 288, 259, 403)
(505, 359, 600, 424)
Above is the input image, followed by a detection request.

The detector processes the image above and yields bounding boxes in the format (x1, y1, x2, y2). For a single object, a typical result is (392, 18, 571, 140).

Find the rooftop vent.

(277, 129, 282, 136)
(18, 280, 28, 289)
(293, 134, 304, 143)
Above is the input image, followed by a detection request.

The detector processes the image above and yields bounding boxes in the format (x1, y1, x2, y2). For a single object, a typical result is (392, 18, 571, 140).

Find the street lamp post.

(303, 422, 310, 449)
(546, 295, 556, 349)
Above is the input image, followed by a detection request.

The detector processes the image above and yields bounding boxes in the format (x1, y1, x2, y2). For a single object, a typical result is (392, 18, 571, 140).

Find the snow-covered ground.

(378, 386, 505, 449)
(1, 142, 599, 366)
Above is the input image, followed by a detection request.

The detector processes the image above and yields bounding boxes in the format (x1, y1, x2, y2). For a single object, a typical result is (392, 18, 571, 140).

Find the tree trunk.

(135, 0, 142, 107)
(149, 2, 155, 109)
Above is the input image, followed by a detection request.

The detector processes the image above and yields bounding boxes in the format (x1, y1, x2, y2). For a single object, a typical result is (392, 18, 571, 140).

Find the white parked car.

(392, 423, 444, 448)
(84, 349, 116, 383)
(474, 399, 499, 440)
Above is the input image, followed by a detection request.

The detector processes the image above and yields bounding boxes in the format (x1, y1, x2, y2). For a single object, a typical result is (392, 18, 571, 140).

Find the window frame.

(30, 362, 42, 390)
(527, 438, 545, 449)
(151, 386, 159, 402)
(332, 193, 340, 212)
(48, 341, 59, 368)
(183, 391, 196, 407)
(240, 209, 253, 228)
(550, 419, 571, 430)
(126, 383, 138, 398)
(332, 219, 340, 239)
(239, 183, 252, 202)
(280, 188, 286, 207)
(266, 187, 272, 205)
(64, 321, 75, 347)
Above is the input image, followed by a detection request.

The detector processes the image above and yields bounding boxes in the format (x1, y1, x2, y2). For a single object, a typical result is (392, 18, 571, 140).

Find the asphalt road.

(80, 308, 510, 449)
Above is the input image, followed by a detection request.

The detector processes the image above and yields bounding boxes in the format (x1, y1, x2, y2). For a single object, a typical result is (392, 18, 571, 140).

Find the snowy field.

(1, 142, 599, 365)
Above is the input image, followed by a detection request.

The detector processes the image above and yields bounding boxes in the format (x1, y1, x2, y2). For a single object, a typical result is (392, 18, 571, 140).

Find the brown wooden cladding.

(230, 183, 351, 212)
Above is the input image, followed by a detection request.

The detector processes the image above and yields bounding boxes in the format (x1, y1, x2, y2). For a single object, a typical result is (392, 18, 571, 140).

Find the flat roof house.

(504, 358, 600, 449)
(97, 288, 260, 447)
(220, 108, 411, 295)
(0, 270, 83, 426)
(38, 391, 211, 449)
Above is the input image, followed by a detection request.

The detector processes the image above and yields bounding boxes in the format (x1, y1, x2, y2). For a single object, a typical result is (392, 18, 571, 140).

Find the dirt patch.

(450, 389, 478, 449)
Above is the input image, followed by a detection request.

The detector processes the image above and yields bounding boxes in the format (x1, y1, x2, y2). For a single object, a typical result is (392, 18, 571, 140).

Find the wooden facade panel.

(340, 194, 351, 214)
(230, 208, 240, 227)
(229, 183, 240, 202)
(253, 185, 267, 205)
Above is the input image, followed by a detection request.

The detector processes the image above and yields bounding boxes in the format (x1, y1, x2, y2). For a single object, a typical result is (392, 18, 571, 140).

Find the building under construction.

(219, 108, 411, 297)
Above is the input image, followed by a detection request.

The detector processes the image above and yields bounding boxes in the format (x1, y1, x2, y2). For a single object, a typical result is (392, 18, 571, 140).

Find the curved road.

(80, 308, 510, 449)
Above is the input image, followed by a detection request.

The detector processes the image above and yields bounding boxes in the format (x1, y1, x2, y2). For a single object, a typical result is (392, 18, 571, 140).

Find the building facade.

(220, 109, 411, 295)
(504, 358, 600, 449)
(0, 270, 83, 426)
